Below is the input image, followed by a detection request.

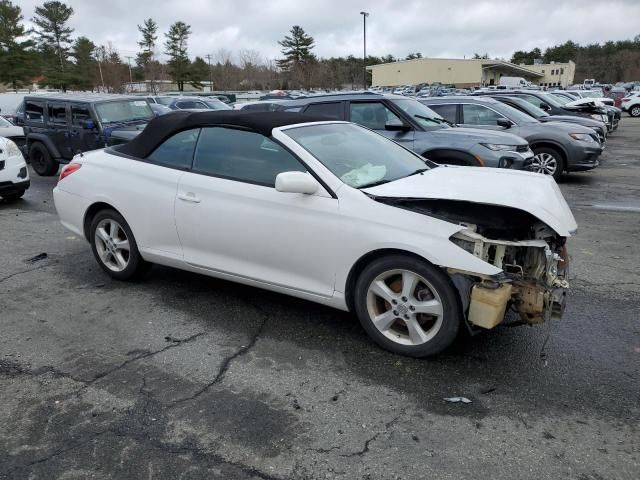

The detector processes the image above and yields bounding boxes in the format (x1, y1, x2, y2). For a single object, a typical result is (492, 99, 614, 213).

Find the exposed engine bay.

(376, 198, 570, 328)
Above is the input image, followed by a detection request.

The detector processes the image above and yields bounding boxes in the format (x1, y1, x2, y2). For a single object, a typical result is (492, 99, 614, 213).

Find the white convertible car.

(54, 111, 577, 357)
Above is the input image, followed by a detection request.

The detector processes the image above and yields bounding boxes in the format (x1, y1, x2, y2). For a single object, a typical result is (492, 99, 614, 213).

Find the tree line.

(511, 38, 640, 83)
(1, 0, 639, 93)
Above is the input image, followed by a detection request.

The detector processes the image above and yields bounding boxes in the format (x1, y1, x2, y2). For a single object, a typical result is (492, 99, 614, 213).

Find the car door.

(69, 104, 101, 154)
(174, 127, 340, 297)
(348, 101, 415, 149)
(46, 103, 73, 159)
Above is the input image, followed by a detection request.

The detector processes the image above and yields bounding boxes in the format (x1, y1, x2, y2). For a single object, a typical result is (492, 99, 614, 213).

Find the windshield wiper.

(415, 114, 453, 127)
(406, 168, 430, 177)
(357, 179, 391, 189)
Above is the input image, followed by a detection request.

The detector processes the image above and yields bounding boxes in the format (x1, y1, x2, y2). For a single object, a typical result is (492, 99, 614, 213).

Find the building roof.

(116, 111, 331, 158)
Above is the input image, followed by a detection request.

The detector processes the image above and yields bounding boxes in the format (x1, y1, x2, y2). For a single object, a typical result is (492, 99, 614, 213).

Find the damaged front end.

(450, 227, 569, 328)
(377, 198, 571, 330)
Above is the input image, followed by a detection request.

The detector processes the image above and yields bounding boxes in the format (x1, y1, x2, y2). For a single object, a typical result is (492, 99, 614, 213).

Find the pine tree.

(164, 21, 191, 91)
(136, 18, 157, 68)
(69, 36, 96, 90)
(31, 1, 74, 90)
(189, 56, 209, 88)
(276, 25, 315, 72)
(0, 0, 35, 90)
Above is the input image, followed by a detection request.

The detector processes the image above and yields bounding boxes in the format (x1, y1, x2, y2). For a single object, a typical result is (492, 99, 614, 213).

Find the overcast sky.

(18, 0, 640, 64)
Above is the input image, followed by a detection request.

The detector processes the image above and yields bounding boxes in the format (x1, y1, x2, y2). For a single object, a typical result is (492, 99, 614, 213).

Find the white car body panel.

(53, 121, 577, 314)
(0, 124, 24, 139)
(0, 138, 29, 187)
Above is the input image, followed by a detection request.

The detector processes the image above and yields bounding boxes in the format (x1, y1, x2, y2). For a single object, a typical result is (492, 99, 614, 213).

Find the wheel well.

(422, 149, 480, 167)
(530, 142, 567, 171)
(83, 202, 122, 241)
(344, 249, 433, 313)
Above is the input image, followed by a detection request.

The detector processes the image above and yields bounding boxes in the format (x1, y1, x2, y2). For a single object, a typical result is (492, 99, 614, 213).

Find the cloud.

(18, 0, 640, 63)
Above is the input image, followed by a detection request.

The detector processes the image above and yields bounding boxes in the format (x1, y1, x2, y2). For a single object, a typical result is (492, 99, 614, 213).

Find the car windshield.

(0, 116, 12, 127)
(579, 91, 602, 98)
(550, 94, 571, 105)
(95, 100, 154, 124)
(506, 98, 549, 118)
(284, 123, 433, 189)
(537, 93, 564, 108)
(203, 99, 232, 110)
(155, 97, 174, 106)
(389, 99, 450, 129)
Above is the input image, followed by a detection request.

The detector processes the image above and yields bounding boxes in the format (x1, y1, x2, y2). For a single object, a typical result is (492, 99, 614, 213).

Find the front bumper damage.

(449, 228, 569, 329)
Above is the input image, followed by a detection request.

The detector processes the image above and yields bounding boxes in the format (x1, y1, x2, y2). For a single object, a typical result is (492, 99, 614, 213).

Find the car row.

(52, 110, 576, 357)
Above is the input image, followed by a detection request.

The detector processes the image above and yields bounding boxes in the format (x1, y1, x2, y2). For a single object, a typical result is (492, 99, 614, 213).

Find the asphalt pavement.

(1, 118, 639, 480)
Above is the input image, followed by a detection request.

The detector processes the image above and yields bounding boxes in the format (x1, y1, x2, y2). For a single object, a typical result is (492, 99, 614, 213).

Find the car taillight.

(58, 163, 81, 182)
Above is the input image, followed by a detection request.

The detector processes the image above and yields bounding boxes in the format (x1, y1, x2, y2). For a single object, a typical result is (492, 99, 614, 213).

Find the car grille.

(516, 145, 529, 153)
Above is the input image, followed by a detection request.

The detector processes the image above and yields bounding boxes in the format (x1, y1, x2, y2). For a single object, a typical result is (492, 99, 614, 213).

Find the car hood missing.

(362, 165, 577, 236)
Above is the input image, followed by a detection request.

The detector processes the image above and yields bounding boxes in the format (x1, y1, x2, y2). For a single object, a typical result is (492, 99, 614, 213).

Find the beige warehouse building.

(367, 58, 575, 89)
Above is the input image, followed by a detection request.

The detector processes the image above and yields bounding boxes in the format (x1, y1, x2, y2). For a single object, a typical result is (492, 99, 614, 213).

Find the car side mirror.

(275, 171, 319, 195)
(496, 118, 513, 128)
(539, 103, 551, 112)
(83, 119, 95, 130)
(15, 116, 24, 126)
(384, 120, 411, 132)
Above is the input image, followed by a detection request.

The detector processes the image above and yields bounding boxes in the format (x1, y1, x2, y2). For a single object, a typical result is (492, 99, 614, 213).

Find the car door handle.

(177, 192, 201, 203)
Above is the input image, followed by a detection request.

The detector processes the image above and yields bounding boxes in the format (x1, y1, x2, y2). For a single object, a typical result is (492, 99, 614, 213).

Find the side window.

(349, 102, 402, 130)
(176, 101, 196, 109)
(147, 129, 200, 169)
(47, 104, 68, 125)
(462, 104, 505, 125)
(71, 105, 91, 126)
(428, 104, 457, 123)
(193, 127, 306, 186)
(25, 101, 44, 123)
(304, 102, 343, 119)
(519, 95, 544, 109)
(193, 101, 208, 109)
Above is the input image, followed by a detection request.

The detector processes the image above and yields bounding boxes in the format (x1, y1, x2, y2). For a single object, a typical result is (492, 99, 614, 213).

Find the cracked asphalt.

(1, 118, 639, 480)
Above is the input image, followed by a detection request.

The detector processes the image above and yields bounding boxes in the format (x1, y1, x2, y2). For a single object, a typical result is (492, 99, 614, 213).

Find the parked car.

(145, 96, 176, 106)
(552, 92, 621, 132)
(0, 137, 29, 201)
(475, 90, 613, 131)
(489, 95, 607, 144)
(423, 96, 602, 180)
(167, 97, 232, 111)
(620, 91, 640, 117)
(233, 100, 290, 112)
(280, 94, 533, 170)
(20, 93, 154, 176)
(53, 111, 576, 357)
(149, 103, 173, 116)
(0, 115, 26, 154)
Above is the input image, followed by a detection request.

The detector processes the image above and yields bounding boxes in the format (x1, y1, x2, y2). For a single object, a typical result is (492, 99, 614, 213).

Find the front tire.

(29, 142, 59, 176)
(531, 146, 565, 181)
(353, 255, 461, 357)
(630, 105, 640, 117)
(89, 209, 149, 280)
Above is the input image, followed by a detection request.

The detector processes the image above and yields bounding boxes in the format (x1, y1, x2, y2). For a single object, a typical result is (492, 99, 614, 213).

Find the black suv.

(20, 93, 154, 176)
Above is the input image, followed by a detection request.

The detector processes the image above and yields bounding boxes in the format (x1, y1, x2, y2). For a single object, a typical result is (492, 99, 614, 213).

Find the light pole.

(360, 11, 369, 90)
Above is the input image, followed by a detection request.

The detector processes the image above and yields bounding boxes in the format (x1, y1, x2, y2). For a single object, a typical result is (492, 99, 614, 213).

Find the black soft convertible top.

(116, 110, 331, 158)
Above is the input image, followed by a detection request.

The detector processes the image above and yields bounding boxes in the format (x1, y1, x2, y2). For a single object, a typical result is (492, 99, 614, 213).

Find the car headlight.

(590, 114, 607, 122)
(4, 139, 22, 157)
(481, 143, 518, 151)
(569, 133, 595, 142)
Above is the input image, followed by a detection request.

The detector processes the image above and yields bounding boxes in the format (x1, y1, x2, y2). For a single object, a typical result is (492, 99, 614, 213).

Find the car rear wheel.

(29, 142, 59, 176)
(531, 147, 564, 181)
(89, 209, 149, 280)
(630, 105, 640, 117)
(353, 255, 461, 357)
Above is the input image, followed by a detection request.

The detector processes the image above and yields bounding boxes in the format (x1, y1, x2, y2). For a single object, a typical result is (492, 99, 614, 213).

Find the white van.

(499, 77, 531, 88)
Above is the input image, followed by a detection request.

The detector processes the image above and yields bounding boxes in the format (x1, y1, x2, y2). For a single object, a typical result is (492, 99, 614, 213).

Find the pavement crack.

(339, 431, 381, 458)
(170, 310, 268, 406)
(0, 263, 49, 284)
(76, 332, 206, 394)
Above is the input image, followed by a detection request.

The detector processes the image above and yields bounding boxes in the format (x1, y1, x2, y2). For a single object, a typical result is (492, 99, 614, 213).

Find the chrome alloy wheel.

(530, 152, 558, 175)
(366, 269, 444, 346)
(94, 219, 131, 272)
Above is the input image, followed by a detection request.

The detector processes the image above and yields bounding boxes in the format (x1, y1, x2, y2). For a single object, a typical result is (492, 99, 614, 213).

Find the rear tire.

(1, 190, 25, 201)
(630, 105, 640, 118)
(29, 142, 59, 176)
(353, 254, 461, 357)
(89, 209, 149, 281)
(531, 146, 565, 181)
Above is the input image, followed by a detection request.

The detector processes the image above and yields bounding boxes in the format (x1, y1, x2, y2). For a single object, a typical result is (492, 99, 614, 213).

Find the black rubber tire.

(1, 190, 25, 201)
(532, 146, 565, 181)
(353, 254, 461, 357)
(89, 209, 150, 281)
(630, 105, 640, 118)
(29, 142, 59, 176)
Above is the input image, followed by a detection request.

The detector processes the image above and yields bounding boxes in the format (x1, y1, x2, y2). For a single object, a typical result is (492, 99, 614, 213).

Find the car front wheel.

(630, 105, 640, 117)
(89, 209, 149, 280)
(531, 147, 565, 181)
(353, 255, 461, 357)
